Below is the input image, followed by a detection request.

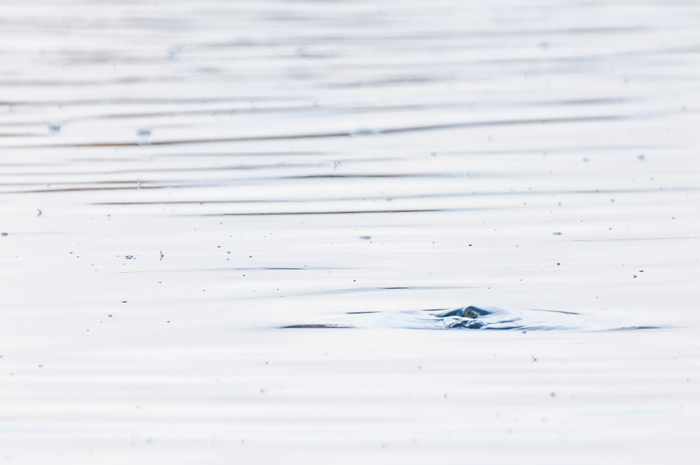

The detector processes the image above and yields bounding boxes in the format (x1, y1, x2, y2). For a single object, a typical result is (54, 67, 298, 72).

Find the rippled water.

(285, 305, 660, 331)
(1, 1, 699, 464)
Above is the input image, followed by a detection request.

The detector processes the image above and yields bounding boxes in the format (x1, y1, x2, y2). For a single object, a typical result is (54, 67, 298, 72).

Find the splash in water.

(283, 306, 658, 331)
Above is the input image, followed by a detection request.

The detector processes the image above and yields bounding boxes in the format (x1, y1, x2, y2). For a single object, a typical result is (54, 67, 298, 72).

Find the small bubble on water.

(167, 45, 183, 61)
(136, 128, 152, 145)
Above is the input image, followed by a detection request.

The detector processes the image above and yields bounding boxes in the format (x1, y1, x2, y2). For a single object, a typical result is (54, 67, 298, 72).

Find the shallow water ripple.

(284, 305, 659, 331)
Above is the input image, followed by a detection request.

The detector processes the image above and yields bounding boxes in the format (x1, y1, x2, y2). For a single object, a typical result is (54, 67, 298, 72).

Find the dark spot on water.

(350, 128, 378, 137)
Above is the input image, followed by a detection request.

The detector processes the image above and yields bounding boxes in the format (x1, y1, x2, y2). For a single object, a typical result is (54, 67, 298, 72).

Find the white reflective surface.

(1, 1, 699, 463)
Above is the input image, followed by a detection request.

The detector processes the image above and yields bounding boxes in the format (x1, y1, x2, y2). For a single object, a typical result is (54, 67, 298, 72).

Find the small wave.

(283, 306, 659, 331)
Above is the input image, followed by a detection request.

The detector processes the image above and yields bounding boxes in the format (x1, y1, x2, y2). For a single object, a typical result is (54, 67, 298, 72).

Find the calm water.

(1, 1, 699, 463)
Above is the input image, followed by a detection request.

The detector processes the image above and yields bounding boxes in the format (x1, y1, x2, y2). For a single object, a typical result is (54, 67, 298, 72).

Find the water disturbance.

(284, 305, 658, 331)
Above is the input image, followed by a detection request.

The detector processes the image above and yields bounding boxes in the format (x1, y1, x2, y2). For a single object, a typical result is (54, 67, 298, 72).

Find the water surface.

(1, 1, 699, 464)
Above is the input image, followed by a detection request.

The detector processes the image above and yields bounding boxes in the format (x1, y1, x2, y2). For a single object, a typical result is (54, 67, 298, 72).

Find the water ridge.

(283, 305, 657, 331)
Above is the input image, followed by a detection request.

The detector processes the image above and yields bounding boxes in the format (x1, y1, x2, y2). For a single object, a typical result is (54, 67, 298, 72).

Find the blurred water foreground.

(1, 1, 699, 464)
